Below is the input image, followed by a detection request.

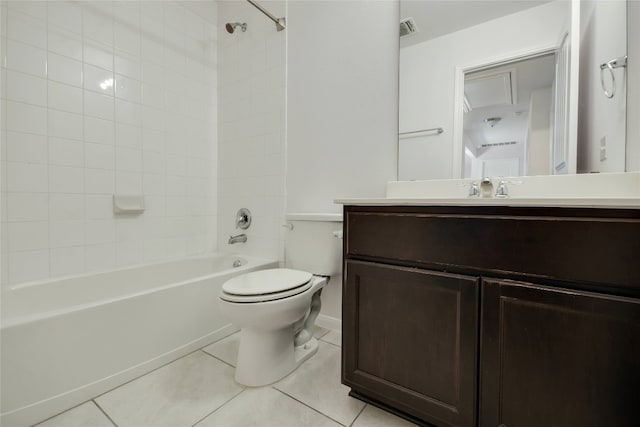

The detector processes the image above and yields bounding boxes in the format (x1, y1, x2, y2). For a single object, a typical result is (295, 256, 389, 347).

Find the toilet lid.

(222, 268, 313, 297)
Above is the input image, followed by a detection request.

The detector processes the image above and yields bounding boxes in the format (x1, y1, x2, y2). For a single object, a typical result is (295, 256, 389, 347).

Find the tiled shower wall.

(0, 1, 219, 287)
(216, 1, 286, 262)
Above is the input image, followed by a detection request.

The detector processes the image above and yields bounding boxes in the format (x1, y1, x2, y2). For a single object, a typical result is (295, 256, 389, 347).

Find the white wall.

(399, 1, 570, 180)
(0, 1, 218, 287)
(527, 87, 552, 175)
(627, 0, 640, 172)
(216, 1, 286, 263)
(285, 0, 398, 322)
(286, 0, 398, 214)
(577, 0, 627, 173)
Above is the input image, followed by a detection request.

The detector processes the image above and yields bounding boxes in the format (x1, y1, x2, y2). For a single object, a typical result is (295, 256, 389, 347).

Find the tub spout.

(228, 233, 247, 244)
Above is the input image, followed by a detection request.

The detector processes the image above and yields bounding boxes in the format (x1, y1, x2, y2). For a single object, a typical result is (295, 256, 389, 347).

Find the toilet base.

(234, 326, 319, 387)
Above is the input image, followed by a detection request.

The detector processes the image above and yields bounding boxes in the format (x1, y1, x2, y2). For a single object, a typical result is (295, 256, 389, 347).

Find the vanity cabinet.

(341, 205, 640, 427)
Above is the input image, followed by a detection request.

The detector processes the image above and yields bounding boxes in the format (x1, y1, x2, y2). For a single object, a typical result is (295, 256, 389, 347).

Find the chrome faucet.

(468, 181, 480, 198)
(495, 180, 509, 198)
(228, 233, 247, 244)
(480, 177, 493, 198)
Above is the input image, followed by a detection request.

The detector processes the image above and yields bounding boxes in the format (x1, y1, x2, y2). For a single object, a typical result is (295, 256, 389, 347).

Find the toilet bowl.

(218, 214, 342, 386)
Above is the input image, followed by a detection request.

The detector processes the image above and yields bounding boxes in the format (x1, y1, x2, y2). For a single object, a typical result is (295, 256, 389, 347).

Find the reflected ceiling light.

(484, 117, 501, 128)
(100, 78, 114, 91)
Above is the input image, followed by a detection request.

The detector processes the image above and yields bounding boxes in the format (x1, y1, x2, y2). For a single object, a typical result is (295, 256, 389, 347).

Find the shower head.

(225, 22, 247, 34)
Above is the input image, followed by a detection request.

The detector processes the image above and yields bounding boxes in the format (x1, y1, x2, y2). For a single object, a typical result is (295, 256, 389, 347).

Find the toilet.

(219, 214, 342, 386)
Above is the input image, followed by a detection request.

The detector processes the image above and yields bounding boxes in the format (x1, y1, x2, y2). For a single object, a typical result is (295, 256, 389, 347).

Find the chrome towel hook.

(600, 55, 627, 98)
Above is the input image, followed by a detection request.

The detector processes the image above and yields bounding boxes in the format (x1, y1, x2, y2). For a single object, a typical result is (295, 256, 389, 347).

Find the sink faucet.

(228, 233, 247, 244)
(480, 177, 493, 198)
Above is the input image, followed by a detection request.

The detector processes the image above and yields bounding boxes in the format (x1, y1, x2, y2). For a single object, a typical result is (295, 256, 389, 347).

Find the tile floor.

(35, 328, 416, 427)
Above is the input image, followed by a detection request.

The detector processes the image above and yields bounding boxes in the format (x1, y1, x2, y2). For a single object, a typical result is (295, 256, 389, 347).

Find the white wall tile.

(115, 75, 142, 103)
(8, 249, 49, 283)
(7, 162, 48, 192)
(49, 165, 84, 193)
(50, 193, 85, 220)
(6, 101, 47, 134)
(6, 70, 47, 106)
(5, 39, 47, 77)
(85, 219, 115, 245)
(6, 131, 47, 163)
(3, 0, 219, 284)
(83, 7, 113, 46)
(7, 1, 46, 21)
(50, 246, 85, 276)
(115, 171, 142, 194)
(48, 1, 82, 34)
(116, 240, 143, 266)
(47, 52, 83, 86)
(84, 117, 115, 145)
(115, 53, 142, 80)
(8, 221, 49, 251)
(85, 243, 115, 271)
(116, 147, 142, 172)
(84, 91, 115, 121)
(47, 27, 82, 60)
(115, 23, 141, 56)
(7, 9, 46, 49)
(84, 40, 114, 71)
(116, 123, 141, 148)
(49, 137, 84, 167)
(7, 193, 48, 222)
(85, 194, 113, 219)
(48, 110, 83, 141)
(85, 143, 115, 170)
(115, 99, 141, 125)
(50, 220, 85, 248)
(85, 168, 115, 194)
(48, 81, 83, 114)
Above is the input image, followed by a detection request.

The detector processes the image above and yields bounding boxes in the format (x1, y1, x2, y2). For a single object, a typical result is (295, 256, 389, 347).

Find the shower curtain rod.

(246, 0, 286, 31)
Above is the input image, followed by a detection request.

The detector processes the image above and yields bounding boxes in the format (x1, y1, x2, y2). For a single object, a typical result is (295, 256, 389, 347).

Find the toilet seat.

(220, 268, 313, 303)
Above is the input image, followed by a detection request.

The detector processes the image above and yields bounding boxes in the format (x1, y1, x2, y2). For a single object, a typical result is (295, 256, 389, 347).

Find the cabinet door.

(481, 279, 640, 427)
(343, 260, 479, 427)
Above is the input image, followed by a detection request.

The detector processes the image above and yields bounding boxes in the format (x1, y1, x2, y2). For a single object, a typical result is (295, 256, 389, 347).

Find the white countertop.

(334, 197, 640, 209)
(335, 172, 640, 209)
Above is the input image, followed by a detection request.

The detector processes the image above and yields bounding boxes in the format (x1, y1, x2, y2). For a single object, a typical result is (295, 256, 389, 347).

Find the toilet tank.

(284, 213, 343, 276)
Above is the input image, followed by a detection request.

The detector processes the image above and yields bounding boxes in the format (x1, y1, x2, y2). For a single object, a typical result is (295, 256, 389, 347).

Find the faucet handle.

(495, 180, 509, 198)
(468, 181, 480, 198)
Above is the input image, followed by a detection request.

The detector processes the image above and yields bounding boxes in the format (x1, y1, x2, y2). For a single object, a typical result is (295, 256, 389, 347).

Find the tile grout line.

(91, 399, 119, 427)
(271, 386, 349, 427)
(199, 348, 237, 369)
(348, 404, 367, 427)
(190, 386, 247, 427)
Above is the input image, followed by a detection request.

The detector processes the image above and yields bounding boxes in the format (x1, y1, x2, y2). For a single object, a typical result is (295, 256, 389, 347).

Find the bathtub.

(0, 254, 278, 426)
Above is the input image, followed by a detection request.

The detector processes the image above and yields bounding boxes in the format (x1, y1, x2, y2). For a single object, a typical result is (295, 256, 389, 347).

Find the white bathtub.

(0, 254, 278, 426)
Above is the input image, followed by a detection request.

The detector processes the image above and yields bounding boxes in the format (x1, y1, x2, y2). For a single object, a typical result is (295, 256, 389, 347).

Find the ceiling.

(400, 0, 552, 48)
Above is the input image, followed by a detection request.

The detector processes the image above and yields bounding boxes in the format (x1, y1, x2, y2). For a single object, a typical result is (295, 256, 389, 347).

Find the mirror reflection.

(399, 0, 635, 181)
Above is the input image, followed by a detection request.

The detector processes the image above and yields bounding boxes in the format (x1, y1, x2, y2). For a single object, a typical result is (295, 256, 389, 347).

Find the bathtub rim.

(1, 253, 277, 329)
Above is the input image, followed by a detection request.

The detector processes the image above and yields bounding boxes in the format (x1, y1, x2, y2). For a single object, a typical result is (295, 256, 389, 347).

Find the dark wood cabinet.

(343, 260, 478, 427)
(342, 205, 640, 427)
(480, 278, 640, 427)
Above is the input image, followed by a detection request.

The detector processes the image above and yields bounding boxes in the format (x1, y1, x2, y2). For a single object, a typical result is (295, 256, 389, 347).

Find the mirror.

(399, 0, 636, 181)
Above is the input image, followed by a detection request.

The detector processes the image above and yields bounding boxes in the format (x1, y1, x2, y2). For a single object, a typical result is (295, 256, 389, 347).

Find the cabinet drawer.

(345, 207, 640, 290)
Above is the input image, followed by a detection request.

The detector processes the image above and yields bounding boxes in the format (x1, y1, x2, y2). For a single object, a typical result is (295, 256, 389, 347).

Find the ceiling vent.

(400, 18, 418, 37)
(480, 141, 517, 148)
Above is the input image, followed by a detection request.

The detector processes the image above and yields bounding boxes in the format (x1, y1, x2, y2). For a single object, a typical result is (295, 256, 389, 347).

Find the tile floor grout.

(271, 386, 349, 427)
(36, 328, 412, 427)
(92, 399, 119, 427)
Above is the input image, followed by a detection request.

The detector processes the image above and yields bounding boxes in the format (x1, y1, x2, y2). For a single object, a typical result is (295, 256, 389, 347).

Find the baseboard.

(317, 314, 341, 332)
(0, 324, 238, 427)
